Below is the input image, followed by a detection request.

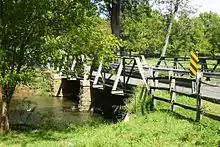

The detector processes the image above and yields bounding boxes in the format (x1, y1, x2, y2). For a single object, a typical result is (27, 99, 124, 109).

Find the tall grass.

(125, 86, 151, 115)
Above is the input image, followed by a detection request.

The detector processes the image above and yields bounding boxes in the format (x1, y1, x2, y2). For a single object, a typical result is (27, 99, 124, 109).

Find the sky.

(191, 0, 220, 14)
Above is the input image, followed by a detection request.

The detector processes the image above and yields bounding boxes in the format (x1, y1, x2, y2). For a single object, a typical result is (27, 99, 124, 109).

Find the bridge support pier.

(79, 79, 91, 112)
(51, 75, 63, 97)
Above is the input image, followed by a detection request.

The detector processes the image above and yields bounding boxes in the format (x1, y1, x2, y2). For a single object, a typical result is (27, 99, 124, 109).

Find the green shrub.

(125, 86, 151, 115)
(29, 70, 53, 96)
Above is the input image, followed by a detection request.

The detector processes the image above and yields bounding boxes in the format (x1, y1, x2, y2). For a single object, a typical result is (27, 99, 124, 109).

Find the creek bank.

(0, 110, 219, 147)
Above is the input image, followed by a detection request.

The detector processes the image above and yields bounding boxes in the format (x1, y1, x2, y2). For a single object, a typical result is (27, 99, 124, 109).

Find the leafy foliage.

(198, 12, 220, 56)
(122, 5, 165, 54)
(44, 0, 119, 65)
(0, 0, 119, 132)
(0, 0, 119, 97)
(0, 0, 51, 96)
(119, 1, 220, 57)
(168, 12, 220, 56)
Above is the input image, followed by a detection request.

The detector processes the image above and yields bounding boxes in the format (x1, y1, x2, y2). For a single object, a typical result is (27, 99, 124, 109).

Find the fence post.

(148, 68, 155, 110)
(196, 72, 202, 122)
(154, 72, 159, 89)
(192, 80, 196, 94)
(169, 71, 176, 111)
(173, 57, 178, 69)
(151, 71, 158, 108)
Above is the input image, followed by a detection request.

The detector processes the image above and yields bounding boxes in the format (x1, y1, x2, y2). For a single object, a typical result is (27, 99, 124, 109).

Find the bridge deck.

(55, 66, 220, 100)
(91, 71, 220, 100)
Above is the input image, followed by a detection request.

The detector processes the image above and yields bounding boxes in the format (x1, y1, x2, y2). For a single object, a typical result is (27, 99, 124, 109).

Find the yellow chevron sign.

(189, 51, 199, 76)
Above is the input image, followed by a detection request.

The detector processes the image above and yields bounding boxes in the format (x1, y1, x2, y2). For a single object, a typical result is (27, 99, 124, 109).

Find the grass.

(1, 87, 220, 147)
(154, 90, 220, 120)
(0, 110, 219, 147)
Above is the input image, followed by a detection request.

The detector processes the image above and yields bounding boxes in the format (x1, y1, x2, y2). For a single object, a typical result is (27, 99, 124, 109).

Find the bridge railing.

(152, 56, 220, 74)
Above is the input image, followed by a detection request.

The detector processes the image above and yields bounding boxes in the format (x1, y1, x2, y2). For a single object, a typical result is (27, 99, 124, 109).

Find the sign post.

(189, 50, 202, 121)
(190, 51, 199, 94)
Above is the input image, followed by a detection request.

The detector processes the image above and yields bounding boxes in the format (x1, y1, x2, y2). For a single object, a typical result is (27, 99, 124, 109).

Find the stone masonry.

(51, 74, 63, 97)
(78, 79, 91, 112)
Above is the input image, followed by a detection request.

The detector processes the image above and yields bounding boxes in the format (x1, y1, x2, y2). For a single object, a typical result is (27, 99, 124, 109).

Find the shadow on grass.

(1, 116, 104, 145)
(156, 109, 196, 123)
(1, 130, 62, 146)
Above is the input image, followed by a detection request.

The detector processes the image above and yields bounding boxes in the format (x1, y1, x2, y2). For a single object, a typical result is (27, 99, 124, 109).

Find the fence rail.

(110, 63, 220, 78)
(147, 74, 220, 122)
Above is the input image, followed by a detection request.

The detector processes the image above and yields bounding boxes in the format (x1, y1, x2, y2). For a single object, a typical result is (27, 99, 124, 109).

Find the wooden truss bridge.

(49, 55, 220, 121)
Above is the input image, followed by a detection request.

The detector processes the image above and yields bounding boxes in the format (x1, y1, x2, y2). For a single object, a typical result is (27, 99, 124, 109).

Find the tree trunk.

(161, 0, 180, 57)
(161, 15, 174, 57)
(0, 83, 16, 133)
(0, 98, 10, 133)
(110, 0, 125, 56)
(111, 1, 120, 38)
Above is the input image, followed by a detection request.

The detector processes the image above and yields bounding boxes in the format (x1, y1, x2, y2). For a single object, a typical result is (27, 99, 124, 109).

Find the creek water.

(9, 96, 102, 128)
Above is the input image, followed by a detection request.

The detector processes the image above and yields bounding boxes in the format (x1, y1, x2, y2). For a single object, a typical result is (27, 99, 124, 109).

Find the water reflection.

(9, 96, 102, 128)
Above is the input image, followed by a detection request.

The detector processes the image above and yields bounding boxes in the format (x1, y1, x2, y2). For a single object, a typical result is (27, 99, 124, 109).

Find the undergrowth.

(125, 86, 152, 115)
(29, 70, 53, 96)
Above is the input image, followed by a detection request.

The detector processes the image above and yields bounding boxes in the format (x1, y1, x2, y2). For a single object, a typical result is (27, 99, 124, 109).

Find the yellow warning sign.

(189, 51, 199, 76)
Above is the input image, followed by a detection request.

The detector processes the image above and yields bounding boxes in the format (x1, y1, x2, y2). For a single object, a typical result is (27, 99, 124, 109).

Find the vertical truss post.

(135, 57, 149, 91)
(123, 57, 126, 88)
(93, 61, 103, 88)
(83, 63, 91, 84)
(125, 59, 135, 85)
(141, 55, 148, 66)
(112, 58, 123, 93)
(174, 57, 178, 69)
(70, 59, 76, 71)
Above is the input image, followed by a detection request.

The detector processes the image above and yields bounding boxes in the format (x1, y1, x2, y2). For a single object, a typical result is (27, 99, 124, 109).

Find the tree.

(167, 14, 194, 56)
(95, 0, 162, 56)
(198, 12, 220, 56)
(0, 0, 52, 132)
(158, 0, 182, 57)
(44, 0, 119, 69)
(93, 0, 122, 55)
(168, 12, 220, 57)
(0, 0, 119, 133)
(121, 1, 165, 55)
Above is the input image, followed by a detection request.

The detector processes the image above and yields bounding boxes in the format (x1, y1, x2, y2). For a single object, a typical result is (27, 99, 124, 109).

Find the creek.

(8, 96, 102, 129)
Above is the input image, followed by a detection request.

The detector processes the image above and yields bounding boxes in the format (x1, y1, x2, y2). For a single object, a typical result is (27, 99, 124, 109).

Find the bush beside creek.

(9, 70, 53, 98)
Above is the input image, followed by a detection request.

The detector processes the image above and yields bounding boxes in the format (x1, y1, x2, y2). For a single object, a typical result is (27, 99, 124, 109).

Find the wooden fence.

(147, 71, 220, 122)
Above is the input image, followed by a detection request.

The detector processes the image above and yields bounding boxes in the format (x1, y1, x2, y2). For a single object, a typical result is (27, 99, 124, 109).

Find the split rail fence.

(147, 71, 220, 122)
